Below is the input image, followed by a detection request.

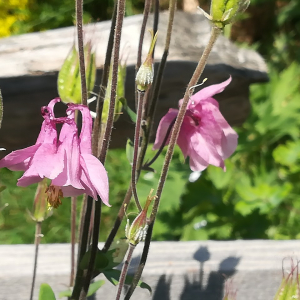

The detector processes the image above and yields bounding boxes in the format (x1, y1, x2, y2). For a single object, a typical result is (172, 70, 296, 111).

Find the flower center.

(186, 109, 200, 126)
(45, 185, 63, 208)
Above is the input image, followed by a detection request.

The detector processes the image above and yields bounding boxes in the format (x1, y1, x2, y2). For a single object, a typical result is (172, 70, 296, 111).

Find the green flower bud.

(29, 179, 53, 222)
(210, 0, 250, 28)
(136, 30, 158, 92)
(125, 189, 156, 245)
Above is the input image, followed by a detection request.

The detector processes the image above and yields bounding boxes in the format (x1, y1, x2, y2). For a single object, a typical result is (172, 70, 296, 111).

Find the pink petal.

(68, 105, 93, 154)
(17, 143, 63, 186)
(188, 77, 232, 107)
(176, 116, 196, 158)
(80, 153, 110, 206)
(153, 109, 178, 150)
(202, 101, 238, 158)
(0, 144, 40, 171)
(52, 121, 83, 190)
(188, 146, 209, 171)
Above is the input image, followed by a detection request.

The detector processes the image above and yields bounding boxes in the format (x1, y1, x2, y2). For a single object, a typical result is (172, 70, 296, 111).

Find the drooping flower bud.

(210, 0, 250, 29)
(30, 178, 53, 222)
(125, 189, 156, 245)
(135, 30, 158, 92)
(58, 40, 96, 104)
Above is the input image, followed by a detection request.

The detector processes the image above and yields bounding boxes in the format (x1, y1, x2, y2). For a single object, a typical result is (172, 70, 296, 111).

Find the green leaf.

(119, 97, 137, 123)
(79, 248, 110, 272)
(103, 269, 152, 294)
(126, 139, 134, 165)
(58, 280, 105, 298)
(87, 280, 105, 297)
(58, 290, 72, 298)
(39, 283, 56, 300)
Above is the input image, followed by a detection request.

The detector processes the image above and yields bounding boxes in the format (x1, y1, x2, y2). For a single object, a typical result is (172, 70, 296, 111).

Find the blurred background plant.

(0, 0, 300, 243)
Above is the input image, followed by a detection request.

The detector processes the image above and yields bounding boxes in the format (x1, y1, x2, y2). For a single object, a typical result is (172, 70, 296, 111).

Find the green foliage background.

(1, 0, 300, 243)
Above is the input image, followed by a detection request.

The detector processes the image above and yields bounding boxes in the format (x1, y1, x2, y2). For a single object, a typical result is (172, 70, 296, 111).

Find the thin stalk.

(124, 224, 153, 300)
(77, 0, 127, 297)
(153, 0, 159, 43)
(29, 221, 42, 300)
(71, 196, 93, 300)
(155, 26, 221, 202)
(147, 0, 176, 118)
(135, 0, 152, 109)
(76, 0, 88, 106)
(92, 0, 118, 156)
(99, 0, 126, 165)
(131, 91, 145, 212)
(102, 186, 132, 252)
(138, 0, 176, 177)
(80, 199, 102, 299)
(143, 117, 176, 169)
(125, 25, 221, 299)
(70, 196, 77, 288)
(116, 244, 136, 300)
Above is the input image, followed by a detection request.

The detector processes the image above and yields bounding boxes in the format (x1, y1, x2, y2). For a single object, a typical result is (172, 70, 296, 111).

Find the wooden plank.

(0, 241, 297, 299)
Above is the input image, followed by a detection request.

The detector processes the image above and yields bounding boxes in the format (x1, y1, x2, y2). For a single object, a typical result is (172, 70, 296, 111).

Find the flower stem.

(102, 186, 132, 252)
(143, 117, 176, 169)
(125, 25, 222, 299)
(76, 0, 88, 106)
(116, 244, 136, 300)
(156, 25, 221, 202)
(70, 197, 77, 288)
(135, 0, 152, 109)
(29, 221, 42, 300)
(99, 0, 126, 165)
(92, 0, 117, 156)
(71, 196, 93, 300)
(80, 199, 102, 299)
(131, 91, 145, 212)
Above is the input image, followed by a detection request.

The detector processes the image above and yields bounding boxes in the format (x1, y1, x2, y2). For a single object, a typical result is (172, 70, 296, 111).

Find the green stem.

(29, 221, 42, 300)
(70, 196, 77, 288)
(71, 196, 93, 300)
(131, 91, 145, 212)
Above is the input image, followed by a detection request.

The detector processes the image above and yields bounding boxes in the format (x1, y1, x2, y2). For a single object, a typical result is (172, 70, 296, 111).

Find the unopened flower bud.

(136, 30, 158, 92)
(210, 0, 250, 28)
(30, 178, 53, 222)
(125, 189, 156, 245)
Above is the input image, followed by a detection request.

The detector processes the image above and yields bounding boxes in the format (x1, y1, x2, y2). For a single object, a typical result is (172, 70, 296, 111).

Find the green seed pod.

(58, 41, 96, 104)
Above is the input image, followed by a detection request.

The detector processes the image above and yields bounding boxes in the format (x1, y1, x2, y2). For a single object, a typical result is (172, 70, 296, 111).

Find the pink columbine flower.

(153, 77, 238, 171)
(0, 98, 109, 208)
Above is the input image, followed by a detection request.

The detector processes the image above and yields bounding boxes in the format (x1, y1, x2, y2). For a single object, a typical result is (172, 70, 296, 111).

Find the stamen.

(45, 185, 63, 209)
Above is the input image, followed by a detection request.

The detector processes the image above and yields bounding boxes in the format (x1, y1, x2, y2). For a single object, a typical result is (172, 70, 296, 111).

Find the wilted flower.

(153, 77, 238, 171)
(0, 98, 109, 208)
